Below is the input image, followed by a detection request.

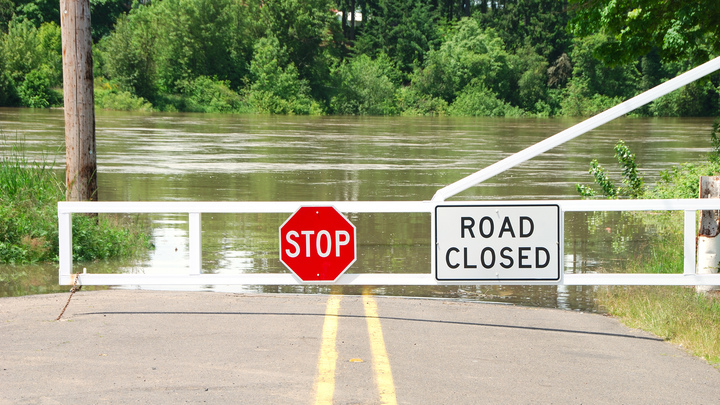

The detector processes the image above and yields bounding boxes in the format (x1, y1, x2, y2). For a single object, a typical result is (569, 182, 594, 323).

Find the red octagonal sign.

(279, 206, 357, 282)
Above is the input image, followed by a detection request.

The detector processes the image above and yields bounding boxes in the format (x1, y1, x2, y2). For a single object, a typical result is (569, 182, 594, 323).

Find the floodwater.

(0, 108, 715, 310)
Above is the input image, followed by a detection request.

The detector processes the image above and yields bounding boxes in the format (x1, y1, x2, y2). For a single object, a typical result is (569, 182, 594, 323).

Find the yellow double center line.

(363, 291, 397, 404)
(314, 295, 341, 404)
(313, 291, 397, 405)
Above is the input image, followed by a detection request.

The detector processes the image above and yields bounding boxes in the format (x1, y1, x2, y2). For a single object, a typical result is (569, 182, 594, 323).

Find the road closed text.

(434, 205, 561, 282)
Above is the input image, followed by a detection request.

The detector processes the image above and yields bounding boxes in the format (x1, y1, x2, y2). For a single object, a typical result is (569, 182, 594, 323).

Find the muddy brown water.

(0, 108, 715, 310)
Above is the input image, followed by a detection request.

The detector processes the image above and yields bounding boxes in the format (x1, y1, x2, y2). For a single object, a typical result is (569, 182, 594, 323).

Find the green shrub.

(645, 160, 720, 199)
(411, 19, 512, 104)
(395, 86, 447, 116)
(0, 139, 60, 263)
(560, 80, 625, 116)
(448, 83, 525, 117)
(0, 21, 62, 108)
(95, 90, 153, 112)
(0, 70, 19, 106)
(576, 140, 645, 198)
(330, 54, 398, 115)
(578, 128, 720, 200)
(71, 214, 151, 262)
(94, 78, 153, 111)
(0, 136, 152, 264)
(175, 75, 245, 113)
(96, 6, 158, 100)
(17, 67, 61, 108)
(247, 34, 322, 115)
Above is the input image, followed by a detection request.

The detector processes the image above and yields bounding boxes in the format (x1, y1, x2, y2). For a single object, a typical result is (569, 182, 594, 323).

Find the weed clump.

(0, 136, 151, 264)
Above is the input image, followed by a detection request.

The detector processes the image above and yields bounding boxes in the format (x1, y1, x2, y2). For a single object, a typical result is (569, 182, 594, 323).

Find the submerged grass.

(0, 135, 152, 265)
(597, 212, 720, 370)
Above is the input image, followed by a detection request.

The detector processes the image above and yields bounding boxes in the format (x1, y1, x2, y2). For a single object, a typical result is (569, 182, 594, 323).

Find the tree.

(10, 0, 129, 41)
(567, 34, 639, 100)
(88, 0, 131, 42)
(569, 0, 720, 117)
(336, 0, 362, 41)
(260, 0, 341, 103)
(0, 20, 62, 107)
(0, 0, 14, 32)
(247, 33, 320, 115)
(330, 54, 398, 115)
(560, 34, 640, 116)
(569, 0, 720, 64)
(98, 5, 158, 100)
(152, 0, 256, 93)
(477, 0, 571, 62)
(98, 0, 258, 100)
(410, 18, 511, 104)
(13, 0, 59, 28)
(432, 0, 477, 21)
(354, 0, 439, 78)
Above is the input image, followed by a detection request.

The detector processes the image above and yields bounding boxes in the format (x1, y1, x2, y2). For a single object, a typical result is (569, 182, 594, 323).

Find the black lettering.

(463, 247, 477, 268)
(519, 247, 531, 268)
(520, 217, 534, 237)
(498, 216, 516, 238)
(500, 247, 514, 269)
(461, 217, 475, 238)
(479, 216, 494, 238)
(481, 247, 495, 268)
(446, 247, 460, 269)
(536, 247, 550, 268)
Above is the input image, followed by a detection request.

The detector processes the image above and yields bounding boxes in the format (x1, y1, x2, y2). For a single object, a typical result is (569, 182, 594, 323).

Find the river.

(0, 108, 715, 310)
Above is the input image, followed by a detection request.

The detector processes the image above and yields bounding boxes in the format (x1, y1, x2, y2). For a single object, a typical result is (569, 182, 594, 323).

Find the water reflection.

(0, 109, 713, 311)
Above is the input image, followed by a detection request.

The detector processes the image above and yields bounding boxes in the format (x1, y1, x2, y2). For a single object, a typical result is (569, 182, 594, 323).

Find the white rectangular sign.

(434, 204, 561, 282)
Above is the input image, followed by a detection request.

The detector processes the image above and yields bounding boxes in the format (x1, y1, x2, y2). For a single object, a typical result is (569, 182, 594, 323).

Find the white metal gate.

(58, 56, 720, 287)
(58, 199, 720, 286)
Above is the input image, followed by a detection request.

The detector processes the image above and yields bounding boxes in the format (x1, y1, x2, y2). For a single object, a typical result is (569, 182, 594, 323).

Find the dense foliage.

(0, 0, 718, 116)
(0, 136, 152, 264)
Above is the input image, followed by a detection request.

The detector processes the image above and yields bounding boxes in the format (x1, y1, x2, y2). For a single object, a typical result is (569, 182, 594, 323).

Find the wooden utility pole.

(61, 0, 97, 202)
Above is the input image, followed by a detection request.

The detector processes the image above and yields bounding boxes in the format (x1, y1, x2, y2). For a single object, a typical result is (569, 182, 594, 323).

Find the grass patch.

(597, 211, 720, 369)
(0, 135, 152, 264)
(600, 285, 720, 369)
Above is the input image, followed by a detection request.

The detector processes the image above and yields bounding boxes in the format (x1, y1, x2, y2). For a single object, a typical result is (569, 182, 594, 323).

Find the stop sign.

(279, 206, 357, 281)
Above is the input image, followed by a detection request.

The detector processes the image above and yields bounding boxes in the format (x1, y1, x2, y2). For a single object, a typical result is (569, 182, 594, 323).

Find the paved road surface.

(2, 290, 719, 404)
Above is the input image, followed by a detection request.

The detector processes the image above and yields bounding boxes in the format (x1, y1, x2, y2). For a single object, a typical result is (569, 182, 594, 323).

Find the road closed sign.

(434, 204, 561, 282)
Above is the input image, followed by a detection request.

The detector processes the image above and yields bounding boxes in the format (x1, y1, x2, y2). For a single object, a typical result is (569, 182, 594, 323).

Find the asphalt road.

(2, 290, 720, 404)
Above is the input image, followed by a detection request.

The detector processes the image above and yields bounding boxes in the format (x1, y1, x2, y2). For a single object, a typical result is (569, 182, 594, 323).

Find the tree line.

(0, 0, 718, 116)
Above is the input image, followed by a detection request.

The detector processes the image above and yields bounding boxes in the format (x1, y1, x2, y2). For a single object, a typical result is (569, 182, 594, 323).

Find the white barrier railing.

(58, 56, 720, 288)
(58, 199, 720, 286)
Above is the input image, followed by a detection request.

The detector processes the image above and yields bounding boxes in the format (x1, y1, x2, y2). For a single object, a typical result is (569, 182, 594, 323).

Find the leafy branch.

(576, 140, 644, 198)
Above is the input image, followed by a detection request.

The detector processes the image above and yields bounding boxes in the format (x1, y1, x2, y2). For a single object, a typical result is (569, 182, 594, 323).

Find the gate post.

(697, 176, 720, 293)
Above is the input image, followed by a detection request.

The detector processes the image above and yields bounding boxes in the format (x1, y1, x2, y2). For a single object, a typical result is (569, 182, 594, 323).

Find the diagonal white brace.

(432, 56, 720, 202)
